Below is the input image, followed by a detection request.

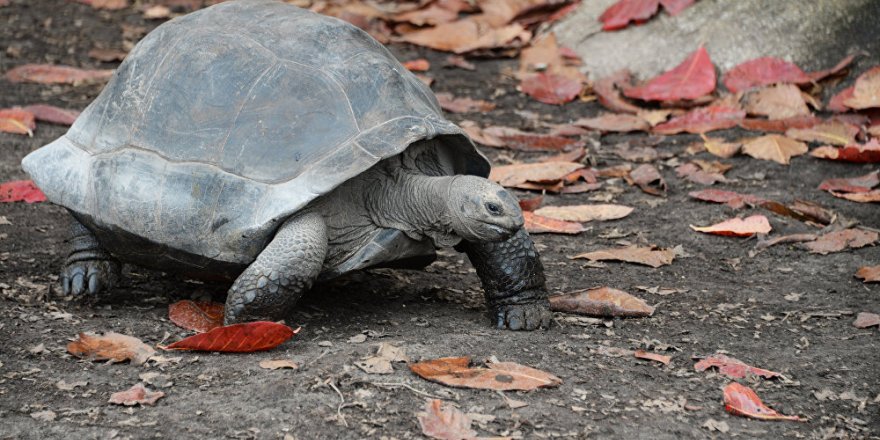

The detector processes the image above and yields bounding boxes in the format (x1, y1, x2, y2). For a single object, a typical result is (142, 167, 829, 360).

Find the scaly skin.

(62, 217, 120, 296)
(224, 212, 328, 324)
(457, 227, 552, 330)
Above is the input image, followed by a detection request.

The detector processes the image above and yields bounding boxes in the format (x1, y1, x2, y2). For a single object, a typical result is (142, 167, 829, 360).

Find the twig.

(325, 379, 348, 427)
(366, 381, 452, 400)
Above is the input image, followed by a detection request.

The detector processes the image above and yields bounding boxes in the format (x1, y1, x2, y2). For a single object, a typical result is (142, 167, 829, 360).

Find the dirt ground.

(1, 2, 878, 439)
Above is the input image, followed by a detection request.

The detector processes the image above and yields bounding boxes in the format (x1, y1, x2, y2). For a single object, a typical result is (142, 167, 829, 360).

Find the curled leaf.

(489, 162, 584, 187)
(21, 104, 79, 126)
(810, 139, 880, 163)
(68, 332, 155, 365)
(694, 354, 780, 379)
(654, 106, 745, 134)
(108, 383, 165, 406)
(549, 287, 654, 317)
(523, 211, 586, 235)
(5, 64, 114, 85)
(168, 300, 224, 333)
(629, 164, 666, 196)
(802, 229, 878, 254)
(855, 266, 880, 283)
(634, 350, 671, 365)
(534, 204, 633, 222)
(571, 245, 675, 268)
(723, 382, 805, 422)
(417, 399, 478, 440)
(409, 356, 562, 391)
(0, 108, 36, 135)
(690, 215, 772, 237)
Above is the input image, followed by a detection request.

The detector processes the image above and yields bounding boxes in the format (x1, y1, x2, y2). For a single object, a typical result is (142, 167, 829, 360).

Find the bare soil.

(1, 2, 878, 439)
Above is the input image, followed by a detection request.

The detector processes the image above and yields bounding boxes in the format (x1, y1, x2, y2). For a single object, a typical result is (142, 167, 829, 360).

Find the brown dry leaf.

(694, 354, 780, 379)
(638, 109, 673, 126)
(818, 171, 879, 193)
(417, 399, 478, 440)
(259, 359, 298, 370)
(409, 356, 562, 391)
(67, 332, 155, 365)
(523, 211, 586, 235)
(785, 121, 859, 146)
(108, 383, 164, 406)
(444, 55, 476, 71)
(594, 69, 642, 114)
(460, 120, 505, 147)
(489, 162, 583, 186)
(574, 113, 649, 133)
(810, 139, 880, 163)
(741, 135, 807, 165)
(675, 163, 727, 185)
(856, 266, 880, 283)
(0, 108, 36, 136)
(397, 18, 528, 54)
(629, 164, 667, 196)
(571, 245, 675, 268)
(393, 4, 461, 26)
(5, 64, 114, 85)
(435, 92, 496, 113)
(843, 66, 880, 109)
(700, 134, 741, 158)
(803, 229, 879, 254)
(549, 287, 654, 317)
(690, 215, 772, 237)
(88, 48, 128, 62)
(518, 195, 544, 212)
(853, 312, 880, 328)
(832, 190, 880, 203)
(723, 382, 805, 422)
(739, 115, 821, 132)
(74, 0, 128, 10)
(355, 356, 394, 374)
(634, 350, 671, 365)
(483, 126, 584, 151)
(517, 32, 583, 82)
(533, 204, 633, 222)
(744, 84, 811, 120)
(143, 4, 171, 19)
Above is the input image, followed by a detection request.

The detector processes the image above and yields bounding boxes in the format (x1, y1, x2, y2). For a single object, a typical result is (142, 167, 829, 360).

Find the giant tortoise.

(22, 0, 552, 330)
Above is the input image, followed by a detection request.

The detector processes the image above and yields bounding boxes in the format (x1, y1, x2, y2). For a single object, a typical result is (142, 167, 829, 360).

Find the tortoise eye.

(485, 202, 503, 216)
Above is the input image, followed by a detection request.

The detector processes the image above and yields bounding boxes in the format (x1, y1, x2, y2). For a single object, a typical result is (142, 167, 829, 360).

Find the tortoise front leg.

(224, 212, 328, 324)
(62, 215, 120, 296)
(456, 228, 552, 330)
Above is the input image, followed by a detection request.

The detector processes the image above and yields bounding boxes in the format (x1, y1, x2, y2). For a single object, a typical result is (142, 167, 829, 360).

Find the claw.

(62, 274, 71, 296)
(87, 272, 100, 295)
(70, 270, 85, 295)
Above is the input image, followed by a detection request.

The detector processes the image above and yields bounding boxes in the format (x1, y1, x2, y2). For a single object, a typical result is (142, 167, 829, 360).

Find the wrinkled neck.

(365, 171, 460, 245)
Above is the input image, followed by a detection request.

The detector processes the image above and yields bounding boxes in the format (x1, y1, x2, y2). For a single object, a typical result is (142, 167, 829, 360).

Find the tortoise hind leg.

(456, 227, 552, 331)
(63, 216, 121, 296)
(224, 212, 328, 324)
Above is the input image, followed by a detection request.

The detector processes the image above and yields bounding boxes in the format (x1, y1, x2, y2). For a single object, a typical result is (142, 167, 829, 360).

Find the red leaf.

(521, 72, 583, 105)
(827, 86, 854, 113)
(810, 139, 880, 163)
(624, 46, 716, 102)
(402, 59, 430, 72)
(653, 106, 745, 134)
(722, 57, 811, 93)
(599, 0, 660, 31)
(723, 382, 805, 422)
(523, 211, 586, 235)
(594, 70, 642, 114)
(162, 322, 299, 352)
(0, 180, 47, 203)
(168, 300, 224, 333)
(659, 0, 694, 15)
(0, 108, 36, 135)
(694, 354, 780, 379)
(21, 104, 79, 126)
(5, 64, 114, 85)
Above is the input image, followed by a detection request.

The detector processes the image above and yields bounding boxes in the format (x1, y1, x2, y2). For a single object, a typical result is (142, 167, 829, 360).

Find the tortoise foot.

(491, 297, 552, 331)
(62, 259, 120, 296)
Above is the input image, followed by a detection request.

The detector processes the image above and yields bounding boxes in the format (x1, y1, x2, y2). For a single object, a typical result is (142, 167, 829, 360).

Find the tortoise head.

(446, 176, 524, 242)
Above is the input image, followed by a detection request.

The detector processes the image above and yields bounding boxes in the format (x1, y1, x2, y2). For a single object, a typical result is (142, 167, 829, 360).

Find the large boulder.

(554, 0, 880, 80)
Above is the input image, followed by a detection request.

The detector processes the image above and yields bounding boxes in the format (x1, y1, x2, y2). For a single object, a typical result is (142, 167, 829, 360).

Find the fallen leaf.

(744, 84, 811, 120)
(549, 287, 654, 317)
(443, 55, 475, 70)
(521, 72, 583, 105)
(624, 46, 716, 102)
(803, 229, 878, 254)
(355, 356, 394, 374)
(739, 115, 821, 132)
(30, 410, 56, 422)
(810, 139, 880, 163)
(489, 162, 584, 186)
(73, 0, 128, 10)
(574, 113, 649, 132)
(722, 57, 811, 93)
(634, 350, 671, 365)
(806, 54, 856, 82)
(653, 106, 745, 134)
(403, 59, 431, 72)
(659, 0, 695, 15)
(483, 126, 584, 151)
(68, 332, 155, 365)
(162, 322, 299, 352)
(638, 109, 673, 126)
(393, 4, 460, 27)
(754, 233, 818, 250)
(5, 64, 114, 85)
(599, 0, 660, 31)
(517, 32, 584, 83)
(410, 356, 562, 391)
(741, 135, 807, 164)
(435, 93, 496, 113)
(88, 48, 128, 62)
(723, 382, 805, 422)
(21, 104, 79, 126)
(831, 190, 880, 203)
(168, 300, 224, 333)
(629, 164, 666, 196)
(676, 162, 727, 185)
(534, 204, 633, 222)
(518, 195, 544, 212)
(417, 399, 478, 440)
(259, 359, 298, 370)
(694, 354, 780, 379)
(690, 215, 772, 237)
(785, 121, 858, 146)
(460, 120, 505, 147)
(376, 342, 410, 363)
(853, 312, 880, 328)
(143, 4, 171, 19)
(843, 66, 880, 109)
(108, 383, 165, 406)
(688, 190, 764, 207)
(523, 211, 586, 235)
(594, 70, 642, 114)
(397, 19, 527, 54)
(827, 86, 855, 112)
(571, 245, 674, 268)
(0, 108, 36, 135)
(700, 134, 741, 158)
(818, 171, 879, 193)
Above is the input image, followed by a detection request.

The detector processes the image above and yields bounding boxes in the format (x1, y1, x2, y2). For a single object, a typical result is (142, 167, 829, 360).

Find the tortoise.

(22, 0, 551, 330)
